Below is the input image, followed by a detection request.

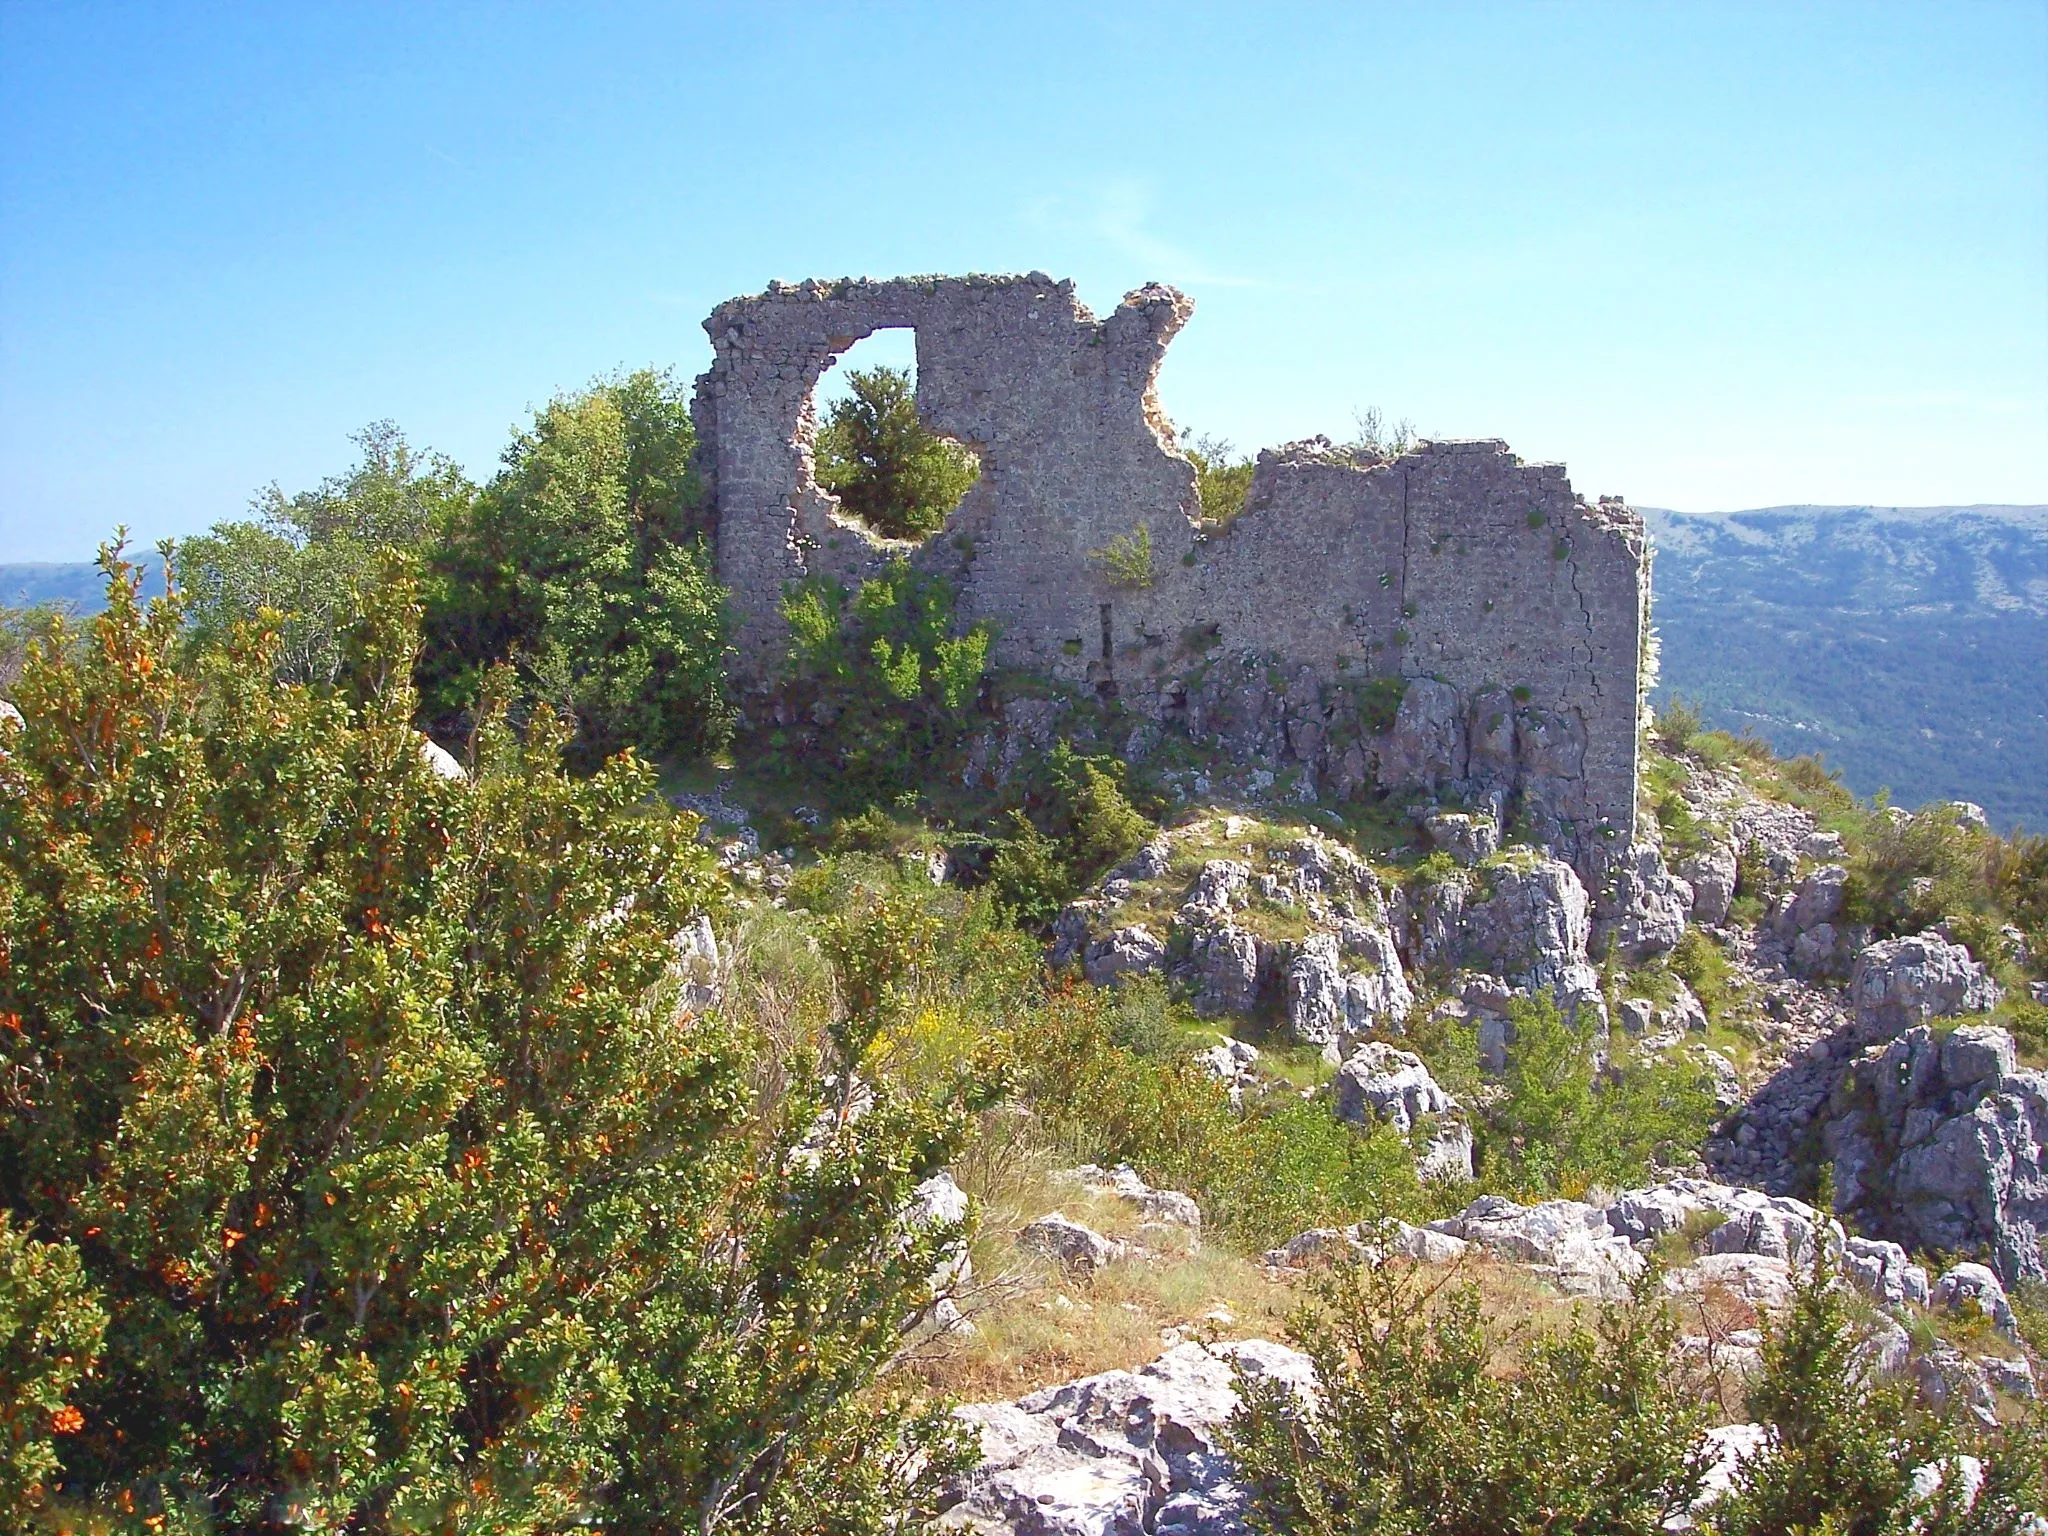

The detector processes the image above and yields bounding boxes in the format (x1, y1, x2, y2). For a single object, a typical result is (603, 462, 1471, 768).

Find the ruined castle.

(690, 274, 1650, 869)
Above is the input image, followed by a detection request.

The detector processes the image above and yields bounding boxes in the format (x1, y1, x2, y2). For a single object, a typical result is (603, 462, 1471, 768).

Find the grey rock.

(1619, 997, 1656, 1035)
(1819, 1025, 2048, 1285)
(1189, 924, 1264, 1018)
(1084, 925, 1168, 988)
(1842, 1236, 1931, 1309)
(1379, 679, 1467, 790)
(1284, 927, 1412, 1044)
(1597, 842, 1691, 960)
(1679, 841, 1739, 927)
(1436, 1193, 1642, 1297)
(904, 1171, 973, 1293)
(1933, 1262, 2018, 1338)
(1665, 1252, 1796, 1309)
(672, 914, 722, 1011)
(1331, 1043, 1473, 1180)
(1194, 1038, 1260, 1105)
(1422, 856, 1593, 993)
(417, 734, 466, 781)
(944, 1340, 1316, 1536)
(1846, 931, 2001, 1034)
(1070, 1164, 1202, 1236)
(1423, 810, 1499, 867)
(1017, 1214, 1123, 1276)
(1603, 1177, 1843, 1267)
(1978, 1353, 2035, 1400)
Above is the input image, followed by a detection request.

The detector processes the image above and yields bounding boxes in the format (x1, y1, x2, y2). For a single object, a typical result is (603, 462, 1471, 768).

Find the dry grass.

(907, 1138, 1622, 1405)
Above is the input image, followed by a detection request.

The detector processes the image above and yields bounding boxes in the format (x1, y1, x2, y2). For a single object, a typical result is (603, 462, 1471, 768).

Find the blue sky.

(2, 1, 2044, 561)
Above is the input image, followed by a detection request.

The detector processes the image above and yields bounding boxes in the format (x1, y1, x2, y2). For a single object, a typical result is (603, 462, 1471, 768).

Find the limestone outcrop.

(940, 1339, 1316, 1536)
(1329, 1043, 1473, 1180)
(1818, 1024, 2048, 1285)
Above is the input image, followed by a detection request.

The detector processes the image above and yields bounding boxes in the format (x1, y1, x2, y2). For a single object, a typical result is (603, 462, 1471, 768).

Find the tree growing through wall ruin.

(813, 366, 979, 541)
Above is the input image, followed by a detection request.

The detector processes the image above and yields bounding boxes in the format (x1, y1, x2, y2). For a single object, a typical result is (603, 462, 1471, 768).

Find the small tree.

(1711, 1212, 2048, 1534)
(812, 366, 979, 541)
(1180, 431, 1255, 527)
(177, 422, 473, 686)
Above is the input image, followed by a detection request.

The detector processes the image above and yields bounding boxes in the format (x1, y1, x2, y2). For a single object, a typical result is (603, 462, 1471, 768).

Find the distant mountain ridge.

(8, 508, 2045, 830)
(1644, 503, 2047, 832)
(0, 555, 165, 610)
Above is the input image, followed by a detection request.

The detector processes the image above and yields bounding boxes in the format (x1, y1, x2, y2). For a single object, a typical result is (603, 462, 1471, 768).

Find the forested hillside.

(1646, 504, 2048, 832)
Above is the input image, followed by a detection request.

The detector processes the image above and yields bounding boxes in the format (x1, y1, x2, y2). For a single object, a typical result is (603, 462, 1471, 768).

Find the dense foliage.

(0, 557, 968, 1533)
(1230, 1257, 1714, 1534)
(778, 561, 990, 797)
(812, 366, 980, 541)
(1228, 1241, 2047, 1534)
(422, 369, 733, 763)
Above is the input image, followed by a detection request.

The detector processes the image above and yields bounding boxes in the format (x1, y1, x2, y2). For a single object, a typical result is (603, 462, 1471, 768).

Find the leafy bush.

(812, 365, 979, 541)
(178, 422, 473, 686)
(1089, 524, 1156, 589)
(421, 368, 734, 763)
(778, 561, 993, 798)
(1180, 431, 1256, 527)
(1005, 989, 1423, 1248)
(1228, 1233, 2047, 1534)
(1670, 927, 1733, 1020)
(985, 743, 1152, 925)
(1228, 1259, 1712, 1534)
(1844, 802, 2003, 948)
(0, 556, 968, 1533)
(1710, 1234, 2048, 1533)
(1446, 996, 1717, 1198)
(1654, 694, 1704, 754)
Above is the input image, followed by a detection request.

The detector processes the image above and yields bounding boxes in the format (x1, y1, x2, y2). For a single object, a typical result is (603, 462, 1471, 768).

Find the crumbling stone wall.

(691, 273, 1647, 860)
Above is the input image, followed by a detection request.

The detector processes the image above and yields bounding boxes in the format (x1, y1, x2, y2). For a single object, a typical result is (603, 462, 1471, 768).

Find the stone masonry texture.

(691, 273, 1647, 855)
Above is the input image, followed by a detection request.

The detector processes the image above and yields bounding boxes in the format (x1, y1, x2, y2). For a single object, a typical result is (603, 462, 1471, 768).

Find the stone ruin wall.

(691, 273, 1648, 866)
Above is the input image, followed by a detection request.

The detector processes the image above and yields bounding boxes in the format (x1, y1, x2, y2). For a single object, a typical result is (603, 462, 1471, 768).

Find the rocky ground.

(908, 748, 2045, 1532)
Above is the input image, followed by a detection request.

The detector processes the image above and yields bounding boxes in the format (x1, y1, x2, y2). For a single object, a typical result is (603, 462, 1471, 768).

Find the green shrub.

(985, 743, 1154, 928)
(775, 561, 993, 798)
(1228, 1260, 1712, 1534)
(1452, 996, 1717, 1198)
(1089, 525, 1156, 589)
(1005, 990, 1423, 1248)
(1711, 1232, 2047, 1533)
(1670, 927, 1733, 1020)
(1654, 695, 1703, 754)
(420, 369, 734, 763)
(1844, 803, 2001, 943)
(179, 422, 474, 688)
(1354, 675, 1407, 735)
(0, 556, 968, 1533)
(812, 365, 980, 541)
(1227, 1236, 2048, 1533)
(1180, 431, 1256, 527)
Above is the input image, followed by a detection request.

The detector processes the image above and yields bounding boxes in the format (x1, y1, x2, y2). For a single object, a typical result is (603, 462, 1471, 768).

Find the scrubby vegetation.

(1230, 1240, 2048, 1533)
(812, 365, 980, 541)
(6, 401, 2045, 1531)
(0, 557, 969, 1531)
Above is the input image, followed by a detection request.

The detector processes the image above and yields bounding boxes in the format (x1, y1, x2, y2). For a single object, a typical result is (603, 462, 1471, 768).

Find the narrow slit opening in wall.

(809, 328, 981, 545)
